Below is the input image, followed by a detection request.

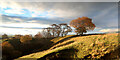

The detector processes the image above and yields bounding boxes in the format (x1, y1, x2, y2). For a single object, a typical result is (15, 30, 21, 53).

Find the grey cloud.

(93, 4, 118, 28)
(19, 2, 117, 18)
(0, 26, 43, 29)
(3, 0, 119, 2)
(1, 14, 64, 24)
(1, 2, 118, 29)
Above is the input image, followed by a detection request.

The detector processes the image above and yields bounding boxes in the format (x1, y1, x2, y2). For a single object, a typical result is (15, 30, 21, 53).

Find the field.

(15, 33, 120, 60)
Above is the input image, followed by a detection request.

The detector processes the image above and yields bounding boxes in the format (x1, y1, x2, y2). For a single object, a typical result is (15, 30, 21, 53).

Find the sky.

(0, 0, 119, 35)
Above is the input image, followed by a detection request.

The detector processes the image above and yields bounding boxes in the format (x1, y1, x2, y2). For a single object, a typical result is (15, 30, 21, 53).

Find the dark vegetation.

(2, 34, 54, 60)
(39, 48, 78, 60)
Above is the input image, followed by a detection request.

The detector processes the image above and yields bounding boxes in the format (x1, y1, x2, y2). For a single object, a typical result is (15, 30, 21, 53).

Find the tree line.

(42, 23, 72, 38)
(42, 16, 95, 38)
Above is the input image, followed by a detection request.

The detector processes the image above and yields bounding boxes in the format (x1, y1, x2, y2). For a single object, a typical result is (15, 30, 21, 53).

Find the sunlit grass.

(16, 33, 119, 60)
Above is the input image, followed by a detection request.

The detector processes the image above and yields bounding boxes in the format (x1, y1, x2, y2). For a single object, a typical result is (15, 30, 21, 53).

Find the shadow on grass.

(39, 48, 78, 60)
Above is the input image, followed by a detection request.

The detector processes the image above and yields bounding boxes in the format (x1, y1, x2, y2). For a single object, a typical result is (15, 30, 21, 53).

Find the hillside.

(16, 33, 120, 60)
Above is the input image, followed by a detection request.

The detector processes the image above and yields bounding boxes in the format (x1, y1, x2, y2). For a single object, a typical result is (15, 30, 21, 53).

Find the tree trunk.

(81, 32, 83, 35)
(53, 32, 54, 37)
(76, 33, 78, 35)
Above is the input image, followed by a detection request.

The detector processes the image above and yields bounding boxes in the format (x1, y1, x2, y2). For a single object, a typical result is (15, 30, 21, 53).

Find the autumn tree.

(2, 34, 8, 39)
(2, 41, 22, 59)
(70, 17, 95, 35)
(14, 34, 23, 39)
(20, 35, 32, 44)
(34, 32, 43, 39)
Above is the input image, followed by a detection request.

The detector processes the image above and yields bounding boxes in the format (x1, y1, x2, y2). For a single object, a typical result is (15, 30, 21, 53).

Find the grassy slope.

(16, 33, 119, 60)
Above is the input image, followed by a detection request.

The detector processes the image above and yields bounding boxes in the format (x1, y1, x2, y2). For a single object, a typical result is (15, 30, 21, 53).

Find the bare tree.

(59, 23, 72, 36)
(51, 24, 61, 37)
(42, 27, 53, 38)
(64, 25, 72, 36)
(42, 23, 72, 37)
(34, 32, 43, 39)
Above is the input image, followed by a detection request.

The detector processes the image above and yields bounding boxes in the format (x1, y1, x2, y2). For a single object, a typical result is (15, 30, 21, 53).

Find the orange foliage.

(2, 41, 22, 59)
(20, 35, 32, 44)
(34, 32, 43, 39)
(70, 17, 95, 35)
(14, 34, 23, 39)
(2, 41, 14, 51)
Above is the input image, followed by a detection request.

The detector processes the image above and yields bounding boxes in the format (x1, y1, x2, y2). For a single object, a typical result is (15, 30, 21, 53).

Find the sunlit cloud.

(5, 9, 24, 15)
(0, 27, 42, 35)
(8, 17, 23, 22)
(99, 29, 119, 32)
(0, 23, 50, 28)
(0, 14, 2, 25)
(26, 20, 38, 23)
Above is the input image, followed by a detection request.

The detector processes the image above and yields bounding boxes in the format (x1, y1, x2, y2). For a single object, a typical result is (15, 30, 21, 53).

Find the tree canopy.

(70, 17, 95, 35)
(2, 34, 8, 39)
(42, 23, 72, 37)
(20, 35, 32, 44)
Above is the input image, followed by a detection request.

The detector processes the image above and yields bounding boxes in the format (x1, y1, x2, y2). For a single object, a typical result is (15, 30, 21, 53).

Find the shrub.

(2, 34, 8, 39)
(20, 35, 32, 44)
(34, 32, 43, 39)
(14, 35, 23, 39)
(2, 41, 22, 59)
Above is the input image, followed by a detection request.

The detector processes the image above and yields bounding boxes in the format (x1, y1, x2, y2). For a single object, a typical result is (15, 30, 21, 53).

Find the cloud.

(93, 3, 118, 28)
(1, 2, 117, 18)
(1, 0, 119, 2)
(26, 20, 38, 23)
(99, 28, 119, 32)
(0, 14, 2, 25)
(1, 15, 24, 23)
(0, 0, 22, 9)
(0, 27, 42, 35)
(4, 8, 24, 15)
(8, 17, 24, 22)
(0, 23, 50, 28)
(0, 15, 51, 29)
(1, 2, 118, 19)
(1, 14, 64, 25)
(0, 2, 118, 35)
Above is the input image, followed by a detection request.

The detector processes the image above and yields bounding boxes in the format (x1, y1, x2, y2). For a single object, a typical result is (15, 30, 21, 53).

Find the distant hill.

(16, 33, 120, 59)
